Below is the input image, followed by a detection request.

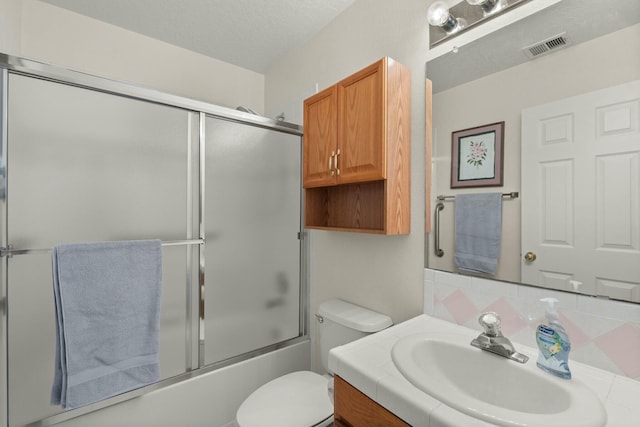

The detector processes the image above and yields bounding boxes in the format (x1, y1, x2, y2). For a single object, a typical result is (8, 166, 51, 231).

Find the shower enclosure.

(0, 54, 306, 427)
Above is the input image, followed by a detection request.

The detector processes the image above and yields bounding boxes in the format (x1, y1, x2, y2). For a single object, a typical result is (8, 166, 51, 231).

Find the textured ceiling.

(43, 0, 357, 73)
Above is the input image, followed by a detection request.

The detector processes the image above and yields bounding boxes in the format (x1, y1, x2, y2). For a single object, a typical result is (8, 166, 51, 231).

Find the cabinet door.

(334, 376, 410, 427)
(337, 59, 386, 184)
(303, 85, 337, 188)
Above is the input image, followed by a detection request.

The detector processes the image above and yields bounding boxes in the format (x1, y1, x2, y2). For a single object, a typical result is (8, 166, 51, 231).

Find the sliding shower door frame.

(0, 54, 307, 427)
(1, 68, 8, 427)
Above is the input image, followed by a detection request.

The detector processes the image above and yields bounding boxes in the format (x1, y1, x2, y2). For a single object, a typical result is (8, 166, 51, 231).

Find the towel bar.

(433, 192, 518, 258)
(437, 191, 519, 201)
(434, 202, 445, 257)
(0, 239, 205, 258)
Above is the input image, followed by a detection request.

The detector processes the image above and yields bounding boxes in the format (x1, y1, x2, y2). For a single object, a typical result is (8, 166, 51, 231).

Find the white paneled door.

(521, 81, 640, 302)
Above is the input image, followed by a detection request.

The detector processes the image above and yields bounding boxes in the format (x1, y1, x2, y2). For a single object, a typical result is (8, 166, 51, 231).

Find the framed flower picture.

(450, 121, 504, 188)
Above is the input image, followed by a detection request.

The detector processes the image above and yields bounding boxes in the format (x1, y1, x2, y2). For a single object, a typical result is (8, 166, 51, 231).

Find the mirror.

(426, 0, 640, 303)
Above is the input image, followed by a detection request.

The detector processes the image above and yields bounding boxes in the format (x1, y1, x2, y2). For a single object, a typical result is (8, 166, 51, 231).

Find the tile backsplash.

(424, 268, 640, 381)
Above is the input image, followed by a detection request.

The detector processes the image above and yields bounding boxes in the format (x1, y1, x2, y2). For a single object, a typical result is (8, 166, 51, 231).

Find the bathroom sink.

(391, 333, 606, 427)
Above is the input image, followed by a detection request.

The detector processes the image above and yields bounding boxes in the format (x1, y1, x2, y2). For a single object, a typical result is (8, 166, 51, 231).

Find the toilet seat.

(236, 371, 333, 427)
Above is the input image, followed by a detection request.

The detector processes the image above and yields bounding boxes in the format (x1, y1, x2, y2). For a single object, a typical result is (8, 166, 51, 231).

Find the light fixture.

(427, 0, 531, 47)
(427, 1, 463, 34)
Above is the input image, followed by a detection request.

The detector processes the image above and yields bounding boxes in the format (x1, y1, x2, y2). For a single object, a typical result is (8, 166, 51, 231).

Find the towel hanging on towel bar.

(453, 193, 503, 275)
(51, 240, 163, 409)
(433, 193, 517, 258)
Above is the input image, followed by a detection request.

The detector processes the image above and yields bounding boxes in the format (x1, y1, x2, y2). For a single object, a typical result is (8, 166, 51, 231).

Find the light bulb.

(427, 1, 461, 33)
(427, 1, 452, 27)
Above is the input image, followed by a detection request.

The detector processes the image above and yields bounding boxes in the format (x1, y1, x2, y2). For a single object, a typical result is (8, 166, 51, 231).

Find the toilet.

(236, 298, 393, 427)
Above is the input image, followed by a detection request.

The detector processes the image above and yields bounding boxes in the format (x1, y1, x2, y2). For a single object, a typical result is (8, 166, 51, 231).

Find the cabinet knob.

(335, 149, 341, 176)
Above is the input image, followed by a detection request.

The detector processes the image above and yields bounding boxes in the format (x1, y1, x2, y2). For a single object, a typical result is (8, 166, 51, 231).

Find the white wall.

(0, 0, 21, 55)
(265, 0, 430, 370)
(429, 23, 640, 283)
(19, 0, 265, 113)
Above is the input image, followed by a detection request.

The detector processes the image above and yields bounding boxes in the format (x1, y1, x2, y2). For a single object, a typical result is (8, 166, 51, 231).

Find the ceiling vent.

(522, 33, 571, 59)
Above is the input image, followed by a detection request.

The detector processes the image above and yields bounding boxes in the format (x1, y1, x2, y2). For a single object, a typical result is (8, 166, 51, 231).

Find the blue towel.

(454, 193, 502, 275)
(51, 240, 162, 409)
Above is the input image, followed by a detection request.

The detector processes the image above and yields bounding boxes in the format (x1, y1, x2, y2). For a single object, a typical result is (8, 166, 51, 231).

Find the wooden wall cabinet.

(334, 376, 409, 427)
(303, 57, 411, 234)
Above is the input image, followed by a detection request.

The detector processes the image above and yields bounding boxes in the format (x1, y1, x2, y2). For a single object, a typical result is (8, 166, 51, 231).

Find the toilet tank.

(317, 299, 393, 372)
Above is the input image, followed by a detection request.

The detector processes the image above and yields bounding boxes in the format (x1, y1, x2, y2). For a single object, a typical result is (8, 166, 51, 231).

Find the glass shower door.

(5, 74, 195, 426)
(203, 117, 302, 365)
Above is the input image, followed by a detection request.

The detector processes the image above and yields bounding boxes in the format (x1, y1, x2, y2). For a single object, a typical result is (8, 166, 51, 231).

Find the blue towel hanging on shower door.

(51, 239, 162, 409)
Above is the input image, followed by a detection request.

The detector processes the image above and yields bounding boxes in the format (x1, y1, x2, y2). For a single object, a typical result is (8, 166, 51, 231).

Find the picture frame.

(450, 121, 504, 188)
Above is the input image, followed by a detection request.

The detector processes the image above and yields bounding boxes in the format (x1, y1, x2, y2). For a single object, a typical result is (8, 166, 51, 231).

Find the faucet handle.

(478, 312, 502, 336)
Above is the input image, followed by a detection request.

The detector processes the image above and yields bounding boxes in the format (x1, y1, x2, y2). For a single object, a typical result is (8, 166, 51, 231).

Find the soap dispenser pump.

(535, 297, 571, 379)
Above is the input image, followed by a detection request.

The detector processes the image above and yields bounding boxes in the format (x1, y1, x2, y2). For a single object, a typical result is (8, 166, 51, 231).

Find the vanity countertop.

(328, 314, 640, 427)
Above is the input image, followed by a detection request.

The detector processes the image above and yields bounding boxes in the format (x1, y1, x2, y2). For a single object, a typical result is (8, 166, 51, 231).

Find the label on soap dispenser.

(536, 324, 572, 379)
(536, 325, 564, 358)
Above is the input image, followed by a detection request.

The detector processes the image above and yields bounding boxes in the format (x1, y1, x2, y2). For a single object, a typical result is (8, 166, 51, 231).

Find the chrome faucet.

(470, 312, 529, 364)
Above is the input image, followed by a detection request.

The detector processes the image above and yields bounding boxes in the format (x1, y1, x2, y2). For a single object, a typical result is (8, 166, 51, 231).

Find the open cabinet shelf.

(304, 181, 387, 234)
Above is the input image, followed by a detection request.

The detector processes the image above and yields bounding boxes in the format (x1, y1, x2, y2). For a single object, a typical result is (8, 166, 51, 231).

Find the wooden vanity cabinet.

(303, 57, 411, 234)
(334, 375, 410, 427)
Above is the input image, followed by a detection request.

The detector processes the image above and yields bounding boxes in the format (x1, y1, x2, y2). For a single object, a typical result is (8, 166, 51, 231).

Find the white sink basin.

(392, 333, 607, 427)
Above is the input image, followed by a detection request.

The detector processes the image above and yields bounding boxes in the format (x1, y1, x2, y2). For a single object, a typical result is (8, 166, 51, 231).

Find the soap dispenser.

(535, 298, 571, 379)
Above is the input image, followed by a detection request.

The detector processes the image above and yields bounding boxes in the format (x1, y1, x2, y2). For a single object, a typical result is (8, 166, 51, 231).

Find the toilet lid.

(237, 371, 333, 427)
